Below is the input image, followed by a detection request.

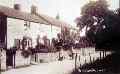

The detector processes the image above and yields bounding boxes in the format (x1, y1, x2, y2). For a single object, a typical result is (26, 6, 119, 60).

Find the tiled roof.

(0, 5, 70, 28)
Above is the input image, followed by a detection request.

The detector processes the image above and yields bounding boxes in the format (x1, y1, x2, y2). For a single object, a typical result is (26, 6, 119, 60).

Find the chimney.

(31, 5, 38, 14)
(14, 4, 21, 10)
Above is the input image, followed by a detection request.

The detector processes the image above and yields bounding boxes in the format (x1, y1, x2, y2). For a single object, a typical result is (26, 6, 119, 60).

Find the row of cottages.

(0, 5, 71, 70)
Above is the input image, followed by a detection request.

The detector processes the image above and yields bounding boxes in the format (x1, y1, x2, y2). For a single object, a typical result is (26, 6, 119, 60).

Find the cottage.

(0, 5, 70, 70)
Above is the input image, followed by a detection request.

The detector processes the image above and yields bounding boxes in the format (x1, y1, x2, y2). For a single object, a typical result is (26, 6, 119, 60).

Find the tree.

(75, 0, 120, 72)
(75, 0, 120, 51)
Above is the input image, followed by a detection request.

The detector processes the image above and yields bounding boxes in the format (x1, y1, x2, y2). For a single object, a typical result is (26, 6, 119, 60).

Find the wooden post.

(85, 58, 86, 64)
(58, 50, 60, 60)
(13, 54, 15, 68)
(89, 52, 90, 56)
(75, 53, 77, 70)
(100, 51, 102, 60)
(93, 57, 95, 62)
(79, 55, 80, 61)
(72, 52, 74, 60)
(103, 51, 105, 58)
(0, 49, 1, 74)
(80, 63, 81, 68)
(35, 53, 37, 62)
(105, 51, 106, 57)
(90, 55, 92, 63)
(82, 48, 84, 56)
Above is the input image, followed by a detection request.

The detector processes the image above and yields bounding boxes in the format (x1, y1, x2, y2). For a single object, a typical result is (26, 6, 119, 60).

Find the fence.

(0, 47, 112, 72)
(31, 49, 73, 63)
(31, 52, 60, 63)
(12, 50, 63, 68)
(0, 49, 65, 71)
(15, 50, 31, 67)
(73, 48, 112, 72)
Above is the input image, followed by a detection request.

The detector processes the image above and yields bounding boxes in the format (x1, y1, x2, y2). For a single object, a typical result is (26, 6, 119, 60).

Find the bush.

(21, 50, 31, 58)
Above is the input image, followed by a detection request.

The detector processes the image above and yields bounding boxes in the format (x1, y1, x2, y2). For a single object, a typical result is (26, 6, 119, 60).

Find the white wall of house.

(7, 18, 61, 48)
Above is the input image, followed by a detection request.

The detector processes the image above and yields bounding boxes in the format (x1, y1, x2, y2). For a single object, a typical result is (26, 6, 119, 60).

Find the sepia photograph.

(0, 0, 120, 74)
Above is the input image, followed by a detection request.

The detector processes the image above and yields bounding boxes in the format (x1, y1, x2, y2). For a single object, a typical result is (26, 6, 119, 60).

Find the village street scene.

(0, 0, 120, 74)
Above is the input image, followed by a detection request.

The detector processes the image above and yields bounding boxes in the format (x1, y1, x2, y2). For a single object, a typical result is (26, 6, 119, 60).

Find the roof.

(0, 5, 70, 28)
(36, 13, 70, 28)
(0, 5, 50, 25)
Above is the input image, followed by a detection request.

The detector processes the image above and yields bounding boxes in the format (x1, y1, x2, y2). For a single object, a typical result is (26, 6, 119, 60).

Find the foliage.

(21, 50, 31, 58)
(75, 0, 120, 51)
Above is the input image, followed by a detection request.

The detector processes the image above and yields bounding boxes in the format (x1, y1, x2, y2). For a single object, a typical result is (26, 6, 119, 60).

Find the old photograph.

(0, 0, 120, 74)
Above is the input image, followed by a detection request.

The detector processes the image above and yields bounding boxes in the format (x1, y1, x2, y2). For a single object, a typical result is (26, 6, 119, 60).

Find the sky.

(0, 0, 119, 27)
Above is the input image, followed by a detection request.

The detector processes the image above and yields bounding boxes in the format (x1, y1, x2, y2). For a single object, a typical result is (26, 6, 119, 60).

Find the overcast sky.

(0, 0, 119, 27)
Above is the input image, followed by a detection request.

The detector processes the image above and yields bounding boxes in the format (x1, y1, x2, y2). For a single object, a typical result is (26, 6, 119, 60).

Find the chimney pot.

(31, 5, 38, 14)
(14, 4, 21, 10)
